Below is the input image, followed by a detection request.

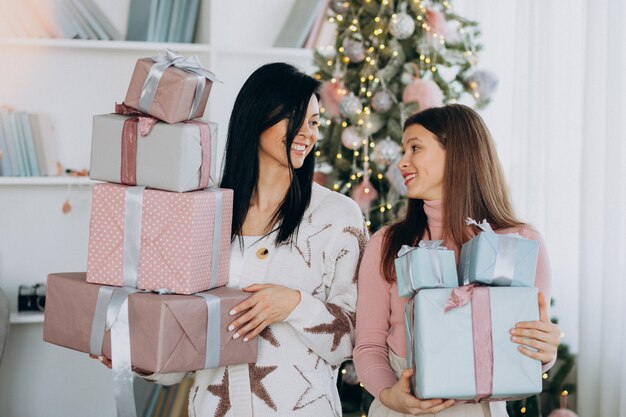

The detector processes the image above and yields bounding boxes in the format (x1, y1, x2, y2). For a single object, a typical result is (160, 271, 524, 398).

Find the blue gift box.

(458, 219, 539, 287)
(407, 286, 542, 401)
(394, 240, 459, 297)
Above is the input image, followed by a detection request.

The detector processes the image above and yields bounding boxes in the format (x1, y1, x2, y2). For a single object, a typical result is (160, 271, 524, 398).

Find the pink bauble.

(547, 409, 578, 417)
(319, 80, 345, 118)
(351, 179, 379, 212)
(341, 126, 362, 150)
(426, 9, 448, 36)
(402, 78, 444, 110)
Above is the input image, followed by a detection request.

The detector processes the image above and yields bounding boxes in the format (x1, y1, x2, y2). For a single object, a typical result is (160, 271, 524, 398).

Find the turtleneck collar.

(423, 199, 443, 229)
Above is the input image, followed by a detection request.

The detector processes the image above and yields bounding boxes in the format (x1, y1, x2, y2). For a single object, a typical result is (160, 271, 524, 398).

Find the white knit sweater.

(149, 184, 368, 417)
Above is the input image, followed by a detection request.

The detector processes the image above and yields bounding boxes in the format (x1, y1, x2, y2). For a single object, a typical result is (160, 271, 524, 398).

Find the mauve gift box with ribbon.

(459, 218, 539, 287)
(89, 112, 219, 192)
(406, 285, 542, 401)
(394, 240, 458, 297)
(43, 273, 258, 374)
(124, 50, 219, 124)
(86, 183, 232, 294)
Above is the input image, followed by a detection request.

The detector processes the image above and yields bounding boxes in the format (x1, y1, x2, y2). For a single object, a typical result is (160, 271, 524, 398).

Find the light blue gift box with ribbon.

(458, 218, 539, 287)
(394, 240, 459, 297)
(406, 286, 542, 401)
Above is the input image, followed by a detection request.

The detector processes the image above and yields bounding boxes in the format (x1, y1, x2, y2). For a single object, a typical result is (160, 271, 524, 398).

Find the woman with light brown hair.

(353, 104, 561, 416)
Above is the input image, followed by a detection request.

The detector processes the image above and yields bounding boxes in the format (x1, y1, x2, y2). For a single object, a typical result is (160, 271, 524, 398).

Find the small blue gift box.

(407, 286, 542, 401)
(458, 219, 539, 287)
(395, 240, 459, 297)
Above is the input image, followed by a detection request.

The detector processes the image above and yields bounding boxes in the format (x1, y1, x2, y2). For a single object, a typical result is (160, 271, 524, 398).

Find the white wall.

(455, 0, 582, 352)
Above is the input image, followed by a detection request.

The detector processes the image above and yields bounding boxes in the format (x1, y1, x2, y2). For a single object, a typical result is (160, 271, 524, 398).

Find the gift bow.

(115, 102, 158, 136)
(138, 49, 222, 119)
(465, 217, 495, 233)
(397, 240, 448, 294)
(444, 284, 493, 402)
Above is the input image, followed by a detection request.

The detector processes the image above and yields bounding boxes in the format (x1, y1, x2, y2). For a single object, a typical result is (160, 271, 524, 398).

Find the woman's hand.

(228, 284, 301, 342)
(511, 291, 561, 364)
(379, 369, 455, 415)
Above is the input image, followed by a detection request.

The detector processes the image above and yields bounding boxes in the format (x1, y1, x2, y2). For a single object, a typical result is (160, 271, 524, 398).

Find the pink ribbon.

(114, 103, 211, 188)
(444, 284, 493, 402)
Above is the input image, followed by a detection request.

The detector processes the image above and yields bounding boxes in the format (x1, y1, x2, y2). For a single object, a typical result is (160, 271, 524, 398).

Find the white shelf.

(0, 177, 98, 186)
(0, 37, 213, 53)
(9, 312, 45, 324)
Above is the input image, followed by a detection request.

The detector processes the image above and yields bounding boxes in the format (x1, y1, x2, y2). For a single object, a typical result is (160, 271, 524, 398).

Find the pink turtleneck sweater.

(353, 200, 553, 398)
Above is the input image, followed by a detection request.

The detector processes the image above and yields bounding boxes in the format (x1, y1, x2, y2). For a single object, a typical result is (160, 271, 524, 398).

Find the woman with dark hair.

(353, 104, 561, 416)
(148, 62, 367, 417)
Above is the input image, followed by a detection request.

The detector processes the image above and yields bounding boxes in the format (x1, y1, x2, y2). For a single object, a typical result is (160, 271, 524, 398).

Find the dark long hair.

(220, 62, 320, 245)
(381, 104, 524, 282)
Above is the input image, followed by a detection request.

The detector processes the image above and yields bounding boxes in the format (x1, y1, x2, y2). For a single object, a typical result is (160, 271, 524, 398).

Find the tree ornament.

(465, 69, 499, 103)
(402, 71, 444, 111)
(341, 362, 360, 385)
(385, 159, 407, 196)
(319, 80, 346, 118)
(371, 91, 393, 113)
(339, 93, 362, 117)
(341, 126, 363, 150)
(342, 36, 366, 63)
(547, 391, 579, 417)
(351, 177, 379, 212)
(362, 113, 385, 135)
(372, 137, 402, 169)
(389, 12, 416, 40)
(329, 0, 350, 14)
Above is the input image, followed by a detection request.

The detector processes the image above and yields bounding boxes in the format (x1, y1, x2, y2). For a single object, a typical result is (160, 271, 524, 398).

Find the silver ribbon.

(89, 286, 140, 417)
(210, 189, 223, 289)
(137, 49, 221, 119)
(195, 293, 221, 369)
(397, 240, 448, 293)
(493, 237, 518, 285)
(123, 186, 146, 288)
(466, 217, 518, 285)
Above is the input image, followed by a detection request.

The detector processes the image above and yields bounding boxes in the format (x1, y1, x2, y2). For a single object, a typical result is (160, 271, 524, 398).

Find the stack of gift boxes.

(396, 218, 542, 402)
(42, 50, 257, 414)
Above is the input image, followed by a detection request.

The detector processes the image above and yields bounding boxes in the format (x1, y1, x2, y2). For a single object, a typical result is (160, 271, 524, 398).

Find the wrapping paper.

(407, 286, 542, 400)
(90, 114, 219, 192)
(459, 219, 539, 287)
(87, 183, 232, 294)
(124, 55, 215, 124)
(43, 273, 258, 373)
(395, 240, 458, 297)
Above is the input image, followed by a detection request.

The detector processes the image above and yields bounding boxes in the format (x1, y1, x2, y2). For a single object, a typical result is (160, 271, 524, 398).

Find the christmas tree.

(313, 0, 498, 230)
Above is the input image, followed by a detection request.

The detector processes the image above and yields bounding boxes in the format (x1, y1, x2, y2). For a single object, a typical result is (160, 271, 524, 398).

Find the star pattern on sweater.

(306, 347, 324, 369)
(205, 368, 230, 417)
(343, 225, 368, 283)
(260, 326, 280, 347)
(294, 214, 332, 268)
(248, 363, 278, 411)
(303, 303, 354, 352)
(292, 364, 325, 411)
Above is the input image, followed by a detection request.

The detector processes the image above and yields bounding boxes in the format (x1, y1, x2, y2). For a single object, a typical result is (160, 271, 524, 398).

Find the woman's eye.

(411, 145, 419, 152)
(309, 120, 320, 127)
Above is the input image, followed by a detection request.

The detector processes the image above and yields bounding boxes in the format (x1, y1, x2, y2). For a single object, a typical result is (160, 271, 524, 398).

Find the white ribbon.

(123, 186, 146, 288)
(89, 286, 140, 417)
(195, 293, 222, 369)
(209, 189, 223, 289)
(138, 49, 222, 119)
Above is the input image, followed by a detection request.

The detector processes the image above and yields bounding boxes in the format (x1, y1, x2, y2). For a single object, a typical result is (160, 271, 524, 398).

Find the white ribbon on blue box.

(394, 240, 459, 297)
(458, 218, 539, 287)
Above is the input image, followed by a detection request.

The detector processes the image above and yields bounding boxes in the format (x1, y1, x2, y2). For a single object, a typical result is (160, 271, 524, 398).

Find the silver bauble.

(371, 91, 393, 113)
(329, 0, 350, 14)
(342, 37, 366, 63)
(466, 70, 499, 102)
(341, 126, 363, 150)
(389, 12, 416, 40)
(362, 113, 385, 136)
(339, 93, 362, 117)
(373, 137, 402, 169)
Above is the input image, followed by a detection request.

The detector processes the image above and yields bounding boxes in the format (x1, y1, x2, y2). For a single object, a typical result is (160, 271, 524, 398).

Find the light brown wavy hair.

(381, 104, 525, 283)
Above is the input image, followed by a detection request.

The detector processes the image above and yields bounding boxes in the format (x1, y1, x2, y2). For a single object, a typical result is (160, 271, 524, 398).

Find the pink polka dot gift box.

(87, 183, 232, 294)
